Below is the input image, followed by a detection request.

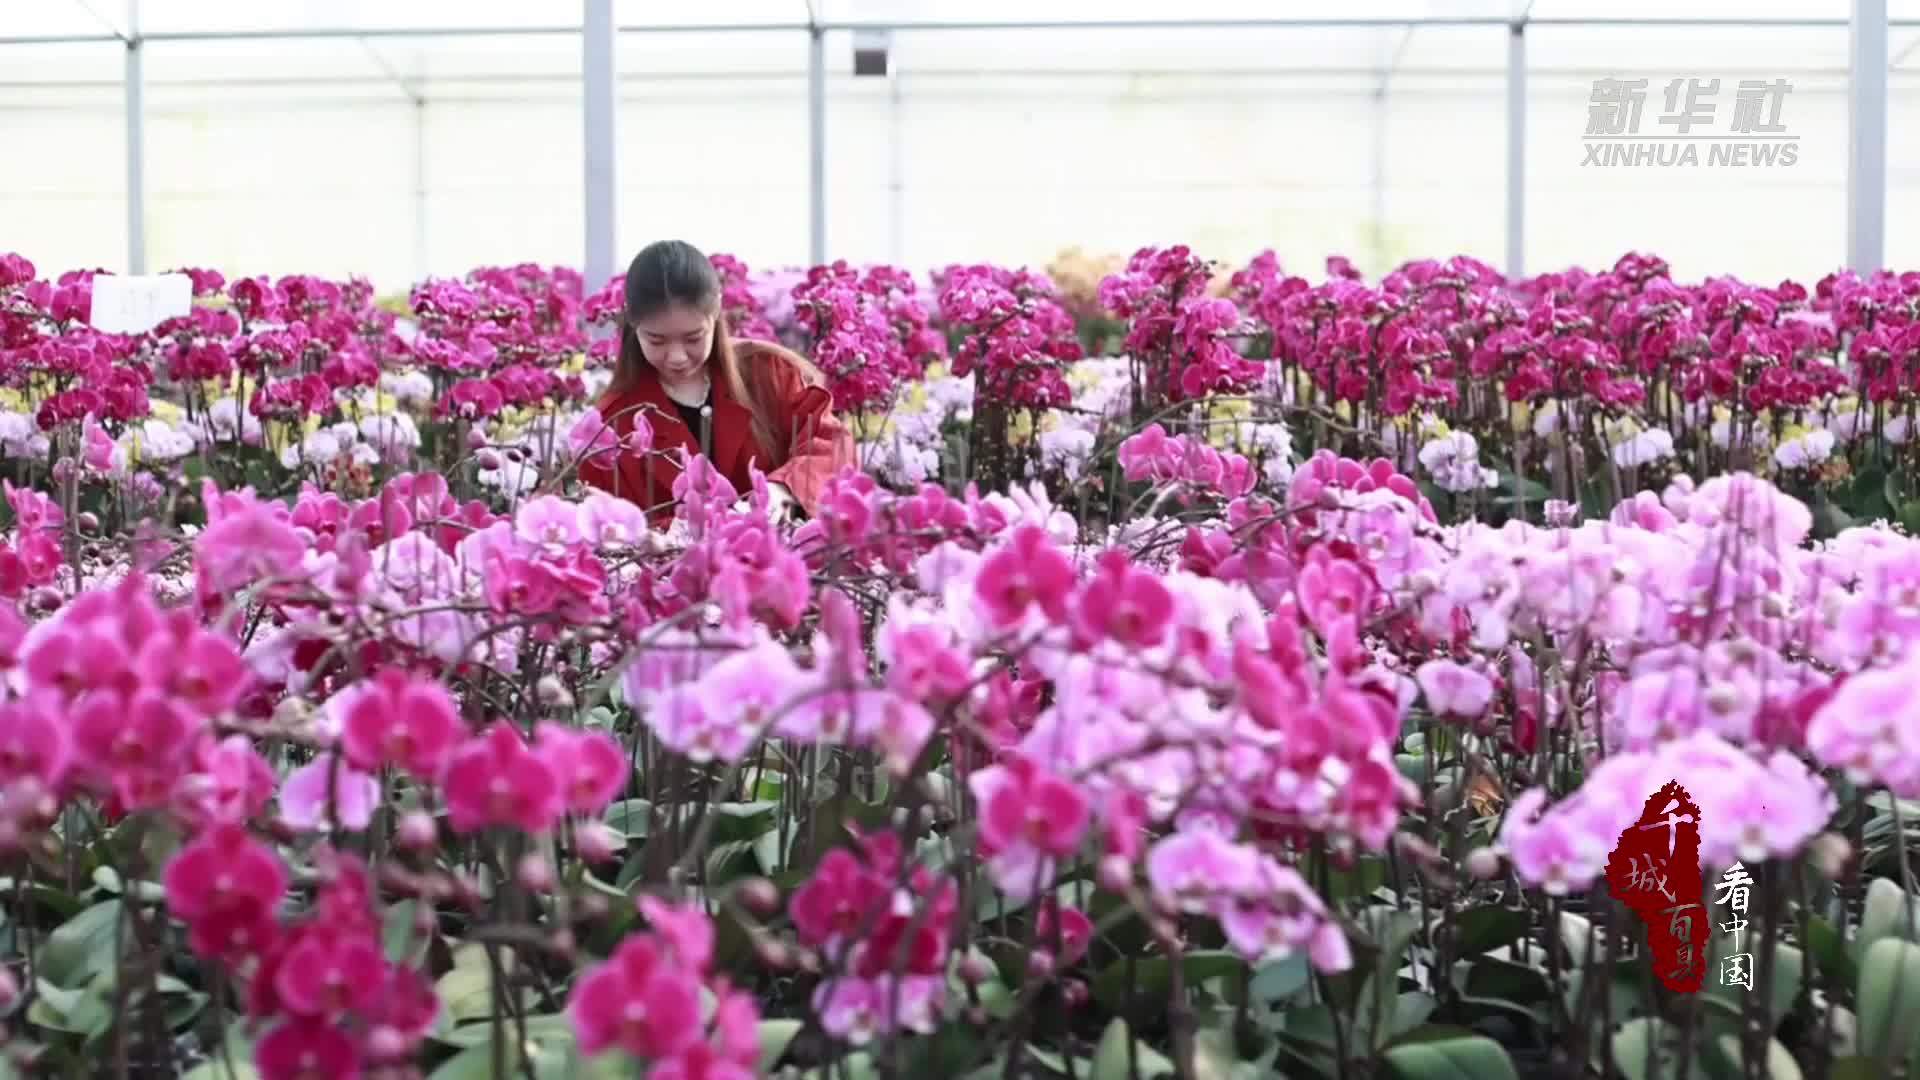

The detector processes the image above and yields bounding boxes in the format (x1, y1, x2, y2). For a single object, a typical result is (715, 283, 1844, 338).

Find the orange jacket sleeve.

(759, 354, 857, 518)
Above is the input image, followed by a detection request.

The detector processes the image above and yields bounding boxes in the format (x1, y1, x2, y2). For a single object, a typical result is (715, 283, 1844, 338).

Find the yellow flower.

(853, 413, 894, 440)
(1010, 410, 1035, 445)
(150, 400, 185, 424)
(0, 389, 24, 412)
(925, 361, 950, 381)
(564, 353, 587, 376)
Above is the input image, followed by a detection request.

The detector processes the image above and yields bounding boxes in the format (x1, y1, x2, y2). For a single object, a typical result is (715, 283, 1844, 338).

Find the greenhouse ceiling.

(8, 0, 1920, 40)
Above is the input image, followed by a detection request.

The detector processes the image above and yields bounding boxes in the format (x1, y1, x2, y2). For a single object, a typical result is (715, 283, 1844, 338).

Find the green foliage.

(1856, 937, 1920, 1072)
(1379, 1026, 1520, 1080)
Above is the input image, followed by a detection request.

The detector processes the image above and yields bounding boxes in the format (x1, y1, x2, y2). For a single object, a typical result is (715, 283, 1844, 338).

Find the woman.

(579, 241, 855, 522)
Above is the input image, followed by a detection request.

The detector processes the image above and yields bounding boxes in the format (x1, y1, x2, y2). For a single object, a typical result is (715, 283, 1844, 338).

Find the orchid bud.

(1060, 979, 1089, 1009)
(475, 449, 501, 470)
(736, 877, 781, 916)
(1466, 846, 1503, 880)
(1025, 951, 1056, 980)
(917, 773, 952, 805)
(364, 1025, 407, 1062)
(397, 811, 437, 852)
(1097, 854, 1134, 893)
(755, 939, 794, 970)
(76, 511, 99, 533)
(535, 675, 574, 709)
(576, 822, 621, 864)
(1810, 832, 1851, 879)
(957, 952, 993, 986)
(466, 427, 489, 450)
(516, 853, 554, 893)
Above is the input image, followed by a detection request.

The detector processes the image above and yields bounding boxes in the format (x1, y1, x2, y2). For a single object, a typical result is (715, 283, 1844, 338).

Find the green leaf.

(1845, 461, 1895, 522)
(1699, 927, 1801, 1033)
(708, 800, 781, 845)
(1855, 878, 1920, 966)
(1361, 991, 1437, 1051)
(428, 1038, 622, 1080)
(1611, 1018, 1682, 1080)
(1250, 953, 1311, 1004)
(37, 899, 123, 989)
(1856, 937, 1920, 1069)
(1806, 914, 1857, 990)
(1191, 1024, 1277, 1080)
(1459, 958, 1550, 1001)
(1556, 910, 1601, 967)
(26, 980, 112, 1037)
(1090, 950, 1247, 1016)
(757, 1019, 802, 1074)
(752, 827, 784, 875)
(1325, 905, 1420, 1019)
(1090, 1018, 1176, 1080)
(181, 1029, 259, 1080)
(383, 900, 427, 965)
(1709, 1034, 1801, 1080)
(1829, 1055, 1891, 1079)
(803, 1055, 880, 1080)
(433, 1013, 574, 1048)
(1449, 906, 1529, 957)
(1379, 1026, 1519, 1080)
(435, 944, 505, 1025)
(704, 838, 760, 889)
(602, 798, 651, 840)
(1323, 858, 1389, 905)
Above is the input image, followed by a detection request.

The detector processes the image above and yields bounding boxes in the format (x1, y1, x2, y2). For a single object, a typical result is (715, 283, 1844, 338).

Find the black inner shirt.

(673, 389, 710, 448)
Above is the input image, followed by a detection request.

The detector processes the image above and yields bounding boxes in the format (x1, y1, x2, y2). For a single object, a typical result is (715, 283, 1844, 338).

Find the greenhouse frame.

(5, 0, 1920, 288)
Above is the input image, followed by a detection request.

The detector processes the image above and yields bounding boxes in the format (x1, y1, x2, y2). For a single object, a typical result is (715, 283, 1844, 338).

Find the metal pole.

(582, 0, 617, 289)
(125, 0, 145, 274)
(1849, 0, 1888, 274)
(1505, 21, 1525, 280)
(888, 66, 904, 266)
(414, 99, 429, 283)
(808, 27, 827, 266)
(1370, 89, 1387, 274)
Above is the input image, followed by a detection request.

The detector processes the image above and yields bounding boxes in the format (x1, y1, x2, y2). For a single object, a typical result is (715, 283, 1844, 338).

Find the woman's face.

(632, 303, 715, 382)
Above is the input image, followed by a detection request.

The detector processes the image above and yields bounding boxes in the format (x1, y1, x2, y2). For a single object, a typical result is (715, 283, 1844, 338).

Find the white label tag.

(88, 273, 194, 334)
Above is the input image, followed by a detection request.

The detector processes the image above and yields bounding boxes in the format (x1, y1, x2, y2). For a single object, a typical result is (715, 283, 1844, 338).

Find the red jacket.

(578, 340, 856, 520)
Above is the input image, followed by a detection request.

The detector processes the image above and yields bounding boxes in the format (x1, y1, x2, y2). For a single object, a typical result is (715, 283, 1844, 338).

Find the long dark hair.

(604, 241, 826, 463)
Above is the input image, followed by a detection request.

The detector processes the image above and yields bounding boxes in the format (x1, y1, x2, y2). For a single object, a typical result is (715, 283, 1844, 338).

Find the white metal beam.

(124, 0, 145, 274)
(808, 26, 827, 266)
(414, 100, 429, 284)
(582, 0, 616, 290)
(1849, 0, 1888, 274)
(1505, 20, 1525, 280)
(14, 15, 1920, 47)
(889, 67, 904, 266)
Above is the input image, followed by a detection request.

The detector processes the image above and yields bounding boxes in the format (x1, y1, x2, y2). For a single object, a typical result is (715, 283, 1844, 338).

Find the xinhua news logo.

(1583, 77, 1798, 168)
